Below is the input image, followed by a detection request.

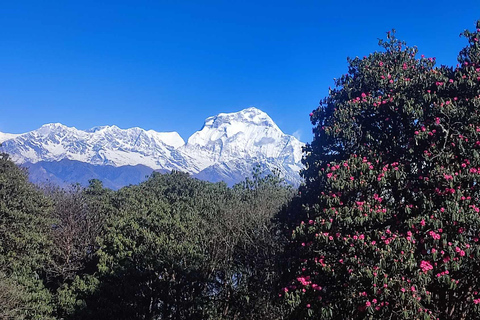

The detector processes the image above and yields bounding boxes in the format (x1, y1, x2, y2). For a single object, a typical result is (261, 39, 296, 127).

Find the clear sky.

(1, 0, 480, 143)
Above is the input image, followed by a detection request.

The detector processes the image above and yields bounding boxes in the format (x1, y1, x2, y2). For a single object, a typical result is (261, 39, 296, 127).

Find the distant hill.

(24, 159, 157, 190)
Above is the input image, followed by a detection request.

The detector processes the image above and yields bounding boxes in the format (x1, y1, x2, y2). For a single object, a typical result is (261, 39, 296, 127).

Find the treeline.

(0, 153, 299, 319)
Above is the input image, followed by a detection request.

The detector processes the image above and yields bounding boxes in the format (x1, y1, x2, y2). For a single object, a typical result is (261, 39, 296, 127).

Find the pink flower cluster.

(428, 230, 441, 240)
(297, 276, 311, 286)
(420, 260, 433, 273)
(436, 270, 449, 278)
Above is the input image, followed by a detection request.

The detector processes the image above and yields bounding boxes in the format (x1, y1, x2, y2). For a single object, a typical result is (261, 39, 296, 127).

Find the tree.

(209, 166, 294, 319)
(45, 183, 107, 283)
(284, 21, 480, 319)
(73, 172, 224, 319)
(0, 154, 54, 318)
(43, 181, 114, 318)
(64, 169, 294, 319)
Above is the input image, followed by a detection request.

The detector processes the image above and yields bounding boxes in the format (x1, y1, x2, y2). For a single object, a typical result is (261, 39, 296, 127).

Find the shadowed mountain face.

(1, 108, 304, 188)
(24, 159, 158, 190)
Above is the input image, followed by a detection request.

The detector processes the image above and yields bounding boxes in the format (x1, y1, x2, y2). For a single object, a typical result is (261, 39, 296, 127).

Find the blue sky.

(1, 0, 480, 142)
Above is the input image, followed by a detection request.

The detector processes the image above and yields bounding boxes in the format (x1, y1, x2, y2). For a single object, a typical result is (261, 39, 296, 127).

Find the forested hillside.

(0, 152, 298, 319)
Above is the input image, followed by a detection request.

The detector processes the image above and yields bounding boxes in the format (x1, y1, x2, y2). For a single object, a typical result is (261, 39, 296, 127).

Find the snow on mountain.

(0, 107, 304, 186)
(180, 107, 304, 183)
(0, 132, 21, 144)
(0, 124, 185, 171)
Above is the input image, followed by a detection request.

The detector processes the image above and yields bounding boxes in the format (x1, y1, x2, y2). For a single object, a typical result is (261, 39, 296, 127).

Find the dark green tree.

(61, 169, 294, 320)
(209, 166, 294, 319)
(0, 154, 54, 319)
(44, 180, 114, 318)
(72, 172, 226, 319)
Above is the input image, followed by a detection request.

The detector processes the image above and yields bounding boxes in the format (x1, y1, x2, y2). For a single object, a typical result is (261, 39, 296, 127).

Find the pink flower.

(411, 286, 416, 292)
(312, 284, 322, 291)
(366, 301, 371, 307)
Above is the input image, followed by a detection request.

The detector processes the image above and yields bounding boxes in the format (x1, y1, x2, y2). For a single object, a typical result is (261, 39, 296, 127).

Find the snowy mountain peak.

(36, 123, 72, 135)
(84, 125, 185, 149)
(0, 132, 21, 144)
(40, 122, 68, 129)
(181, 108, 303, 183)
(188, 107, 280, 146)
(86, 125, 116, 133)
(202, 107, 277, 131)
(147, 131, 185, 149)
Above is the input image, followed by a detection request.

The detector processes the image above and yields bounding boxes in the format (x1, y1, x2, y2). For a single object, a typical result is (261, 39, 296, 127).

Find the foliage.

(56, 169, 293, 319)
(285, 21, 480, 319)
(42, 181, 113, 318)
(0, 153, 54, 319)
(45, 183, 107, 283)
(210, 166, 294, 319)
(81, 172, 216, 319)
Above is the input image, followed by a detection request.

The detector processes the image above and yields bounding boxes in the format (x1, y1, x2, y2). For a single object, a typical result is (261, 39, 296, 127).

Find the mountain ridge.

(0, 107, 304, 187)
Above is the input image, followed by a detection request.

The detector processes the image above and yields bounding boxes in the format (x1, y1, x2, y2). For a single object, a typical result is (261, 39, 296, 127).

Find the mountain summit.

(0, 108, 304, 187)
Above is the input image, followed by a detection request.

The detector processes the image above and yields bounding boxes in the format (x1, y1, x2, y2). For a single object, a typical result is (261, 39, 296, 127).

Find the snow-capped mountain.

(0, 107, 304, 187)
(0, 123, 185, 170)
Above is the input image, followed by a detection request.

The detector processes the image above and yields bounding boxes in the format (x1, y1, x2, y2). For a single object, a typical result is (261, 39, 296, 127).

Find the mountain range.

(0, 107, 304, 189)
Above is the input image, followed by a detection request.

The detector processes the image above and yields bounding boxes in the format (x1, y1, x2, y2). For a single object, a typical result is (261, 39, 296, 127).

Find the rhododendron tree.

(284, 21, 480, 319)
